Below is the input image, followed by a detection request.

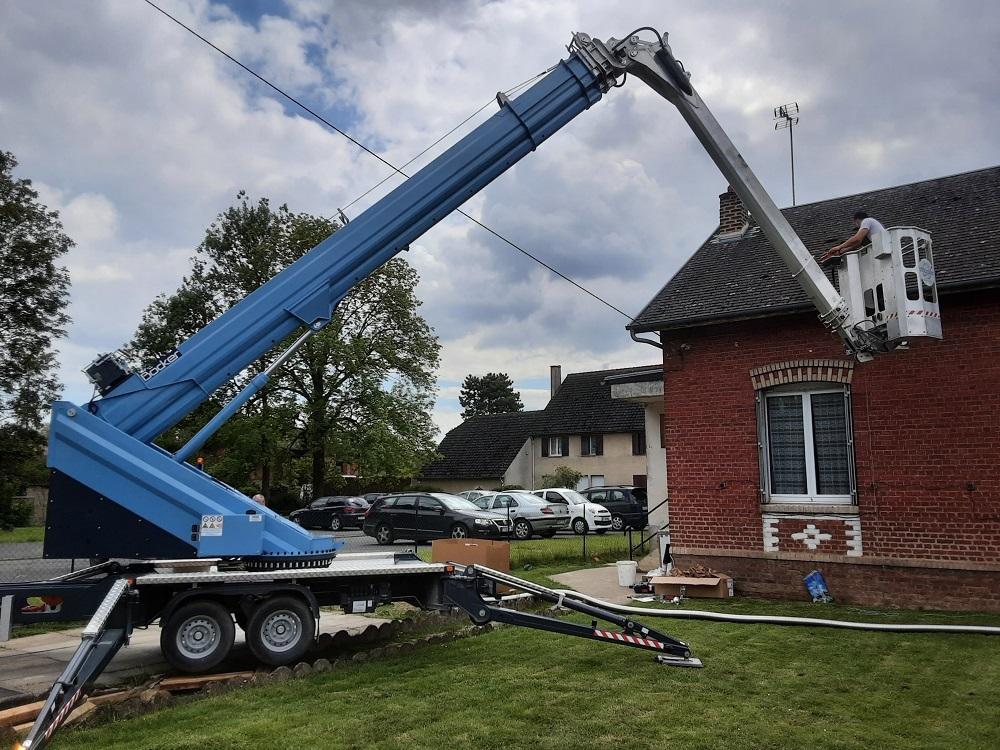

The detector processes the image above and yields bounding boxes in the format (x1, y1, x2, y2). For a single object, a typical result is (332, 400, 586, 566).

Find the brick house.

(628, 166, 1000, 611)
(418, 365, 654, 496)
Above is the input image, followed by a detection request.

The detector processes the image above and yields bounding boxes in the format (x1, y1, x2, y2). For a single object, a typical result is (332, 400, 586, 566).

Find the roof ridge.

(780, 164, 1000, 212)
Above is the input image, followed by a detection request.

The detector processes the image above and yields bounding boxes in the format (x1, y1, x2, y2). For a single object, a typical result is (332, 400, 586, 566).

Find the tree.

(0, 151, 72, 527)
(0, 151, 71, 427)
(539, 465, 583, 489)
(129, 192, 440, 497)
(459, 372, 523, 418)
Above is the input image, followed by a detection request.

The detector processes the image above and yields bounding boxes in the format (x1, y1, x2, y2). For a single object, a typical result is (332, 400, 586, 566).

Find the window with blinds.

(759, 386, 855, 503)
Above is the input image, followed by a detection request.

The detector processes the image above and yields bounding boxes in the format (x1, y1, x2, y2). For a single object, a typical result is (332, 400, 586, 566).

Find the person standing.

(820, 210, 886, 263)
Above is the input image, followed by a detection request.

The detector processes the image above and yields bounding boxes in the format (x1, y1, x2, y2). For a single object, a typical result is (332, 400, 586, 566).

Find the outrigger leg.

(442, 564, 703, 668)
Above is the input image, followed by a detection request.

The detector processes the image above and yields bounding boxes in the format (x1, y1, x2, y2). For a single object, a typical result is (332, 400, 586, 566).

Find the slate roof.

(532, 366, 648, 436)
(418, 365, 653, 480)
(418, 410, 544, 480)
(630, 166, 1000, 333)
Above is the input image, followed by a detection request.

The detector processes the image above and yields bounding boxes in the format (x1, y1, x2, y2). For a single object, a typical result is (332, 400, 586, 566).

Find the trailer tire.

(246, 595, 315, 667)
(161, 600, 235, 674)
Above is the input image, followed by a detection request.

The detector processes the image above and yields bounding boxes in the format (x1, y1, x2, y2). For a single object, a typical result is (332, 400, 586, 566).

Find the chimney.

(718, 186, 749, 236)
(549, 365, 562, 399)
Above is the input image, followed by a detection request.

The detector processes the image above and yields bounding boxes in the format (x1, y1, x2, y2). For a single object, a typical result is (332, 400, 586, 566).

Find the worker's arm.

(820, 227, 870, 263)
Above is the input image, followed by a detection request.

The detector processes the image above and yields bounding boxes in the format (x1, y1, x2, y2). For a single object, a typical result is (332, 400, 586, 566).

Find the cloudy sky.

(3, 0, 999, 435)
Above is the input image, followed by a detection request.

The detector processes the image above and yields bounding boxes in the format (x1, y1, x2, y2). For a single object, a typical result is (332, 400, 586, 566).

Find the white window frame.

(757, 384, 855, 505)
(547, 436, 563, 457)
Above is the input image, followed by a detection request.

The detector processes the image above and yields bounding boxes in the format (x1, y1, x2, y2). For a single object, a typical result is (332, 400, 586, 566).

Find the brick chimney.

(550, 365, 562, 399)
(718, 186, 749, 236)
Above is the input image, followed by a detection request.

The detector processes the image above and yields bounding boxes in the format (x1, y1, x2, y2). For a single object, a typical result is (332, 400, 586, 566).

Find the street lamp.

(773, 102, 799, 206)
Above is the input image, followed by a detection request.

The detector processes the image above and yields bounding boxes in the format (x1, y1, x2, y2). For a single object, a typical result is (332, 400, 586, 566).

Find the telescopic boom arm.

(51, 28, 865, 564)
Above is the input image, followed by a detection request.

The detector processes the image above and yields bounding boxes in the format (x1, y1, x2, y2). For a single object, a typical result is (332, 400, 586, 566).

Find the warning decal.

(200, 514, 224, 537)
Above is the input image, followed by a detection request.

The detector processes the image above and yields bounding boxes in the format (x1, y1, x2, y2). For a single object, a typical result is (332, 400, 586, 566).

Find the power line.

(141, 0, 634, 321)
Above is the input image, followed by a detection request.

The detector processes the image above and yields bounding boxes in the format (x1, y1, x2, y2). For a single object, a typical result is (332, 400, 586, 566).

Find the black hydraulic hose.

(554, 589, 1000, 636)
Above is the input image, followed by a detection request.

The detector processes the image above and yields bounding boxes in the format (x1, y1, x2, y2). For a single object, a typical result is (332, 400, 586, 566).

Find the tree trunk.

(311, 444, 325, 498)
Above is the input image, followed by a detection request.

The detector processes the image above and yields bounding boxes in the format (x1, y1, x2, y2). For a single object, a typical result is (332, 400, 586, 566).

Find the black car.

(362, 492, 512, 544)
(579, 486, 648, 531)
(289, 496, 369, 531)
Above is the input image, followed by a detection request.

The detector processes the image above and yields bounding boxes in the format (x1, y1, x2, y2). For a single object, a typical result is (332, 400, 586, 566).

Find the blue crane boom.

(44, 29, 869, 565)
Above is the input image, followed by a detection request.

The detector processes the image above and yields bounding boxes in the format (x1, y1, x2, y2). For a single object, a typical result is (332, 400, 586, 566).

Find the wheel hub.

(261, 611, 302, 652)
(176, 616, 219, 659)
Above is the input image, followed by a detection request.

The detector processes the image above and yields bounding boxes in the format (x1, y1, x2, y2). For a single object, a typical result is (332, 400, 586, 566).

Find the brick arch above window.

(750, 359, 854, 391)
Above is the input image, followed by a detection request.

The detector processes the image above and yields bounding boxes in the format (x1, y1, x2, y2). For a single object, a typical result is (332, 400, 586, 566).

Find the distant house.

(418, 365, 654, 496)
(627, 166, 1000, 611)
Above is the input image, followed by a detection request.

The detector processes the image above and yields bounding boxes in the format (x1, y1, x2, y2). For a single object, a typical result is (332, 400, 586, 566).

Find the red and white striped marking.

(593, 629, 665, 650)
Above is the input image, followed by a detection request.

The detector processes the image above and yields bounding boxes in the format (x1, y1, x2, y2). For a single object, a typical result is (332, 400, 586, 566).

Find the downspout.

(630, 329, 664, 350)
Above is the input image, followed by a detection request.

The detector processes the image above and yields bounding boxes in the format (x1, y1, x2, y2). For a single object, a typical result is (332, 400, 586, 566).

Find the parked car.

(458, 489, 492, 502)
(289, 496, 369, 531)
(363, 492, 512, 544)
(472, 492, 570, 540)
(530, 488, 613, 535)
(579, 486, 649, 531)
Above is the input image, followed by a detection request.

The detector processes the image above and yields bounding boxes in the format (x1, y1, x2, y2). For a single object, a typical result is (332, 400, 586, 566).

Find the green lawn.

(417, 532, 646, 568)
(54, 597, 1000, 750)
(0, 525, 44, 543)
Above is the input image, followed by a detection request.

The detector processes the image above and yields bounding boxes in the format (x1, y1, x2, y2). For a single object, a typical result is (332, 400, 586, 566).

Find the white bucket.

(616, 560, 638, 587)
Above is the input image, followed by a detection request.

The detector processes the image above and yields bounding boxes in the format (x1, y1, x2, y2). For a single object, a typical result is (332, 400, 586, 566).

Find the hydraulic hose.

(552, 589, 1000, 636)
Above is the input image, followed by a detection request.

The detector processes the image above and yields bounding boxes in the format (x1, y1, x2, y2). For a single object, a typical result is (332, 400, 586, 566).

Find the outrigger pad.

(656, 654, 704, 668)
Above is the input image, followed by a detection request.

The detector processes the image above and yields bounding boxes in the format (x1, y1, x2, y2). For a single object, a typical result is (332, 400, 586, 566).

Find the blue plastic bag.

(803, 570, 833, 603)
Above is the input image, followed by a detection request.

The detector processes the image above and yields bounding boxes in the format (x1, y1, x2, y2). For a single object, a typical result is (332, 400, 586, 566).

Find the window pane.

(811, 393, 851, 495)
(767, 396, 807, 494)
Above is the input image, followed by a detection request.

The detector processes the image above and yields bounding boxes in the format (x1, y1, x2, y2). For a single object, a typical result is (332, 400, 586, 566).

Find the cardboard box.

(430, 539, 510, 572)
(649, 574, 734, 599)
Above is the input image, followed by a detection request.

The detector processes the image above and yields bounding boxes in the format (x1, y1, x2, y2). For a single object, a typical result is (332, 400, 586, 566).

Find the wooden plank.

(65, 700, 97, 727)
(88, 689, 138, 707)
(0, 700, 45, 728)
(158, 671, 254, 692)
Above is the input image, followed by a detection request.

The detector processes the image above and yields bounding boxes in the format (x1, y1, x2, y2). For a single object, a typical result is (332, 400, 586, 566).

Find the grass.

(53, 595, 1000, 750)
(11, 620, 86, 638)
(0, 525, 44, 543)
(416, 533, 645, 568)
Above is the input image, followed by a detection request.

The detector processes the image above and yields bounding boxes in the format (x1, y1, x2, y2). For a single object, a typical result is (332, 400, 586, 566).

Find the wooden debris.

(158, 671, 254, 693)
(0, 700, 46, 728)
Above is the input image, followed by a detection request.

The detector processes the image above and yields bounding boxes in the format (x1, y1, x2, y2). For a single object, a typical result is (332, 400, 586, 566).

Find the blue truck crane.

(1, 27, 951, 749)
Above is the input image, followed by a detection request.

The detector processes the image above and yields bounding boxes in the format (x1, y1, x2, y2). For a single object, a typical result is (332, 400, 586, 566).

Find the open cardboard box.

(649, 573, 734, 599)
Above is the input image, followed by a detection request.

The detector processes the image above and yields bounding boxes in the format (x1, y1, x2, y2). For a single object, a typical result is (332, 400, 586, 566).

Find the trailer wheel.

(246, 595, 315, 667)
(161, 600, 235, 674)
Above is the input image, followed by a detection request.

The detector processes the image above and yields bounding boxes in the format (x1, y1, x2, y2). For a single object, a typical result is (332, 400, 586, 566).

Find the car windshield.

(348, 498, 368, 507)
(432, 493, 482, 511)
(561, 490, 589, 505)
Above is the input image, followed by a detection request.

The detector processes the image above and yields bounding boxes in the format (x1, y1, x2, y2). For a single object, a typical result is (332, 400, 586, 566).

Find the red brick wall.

(661, 288, 1000, 565)
(673, 553, 1000, 611)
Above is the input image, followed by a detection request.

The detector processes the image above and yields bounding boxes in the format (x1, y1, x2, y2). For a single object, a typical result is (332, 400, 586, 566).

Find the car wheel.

(572, 518, 588, 535)
(611, 515, 625, 532)
(246, 595, 315, 667)
(160, 599, 235, 674)
(513, 519, 532, 540)
(375, 523, 394, 545)
(450, 524, 469, 539)
(329, 515, 342, 532)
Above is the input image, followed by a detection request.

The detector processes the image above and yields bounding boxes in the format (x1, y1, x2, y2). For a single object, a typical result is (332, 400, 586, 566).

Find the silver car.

(473, 492, 570, 540)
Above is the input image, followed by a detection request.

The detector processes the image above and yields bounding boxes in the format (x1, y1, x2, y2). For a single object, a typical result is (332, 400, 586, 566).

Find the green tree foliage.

(539, 465, 583, 489)
(0, 151, 71, 426)
(129, 192, 440, 498)
(459, 372, 523, 419)
(0, 151, 72, 526)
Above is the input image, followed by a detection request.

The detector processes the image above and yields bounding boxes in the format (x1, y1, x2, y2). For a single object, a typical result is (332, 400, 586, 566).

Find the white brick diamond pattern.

(790, 523, 832, 551)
